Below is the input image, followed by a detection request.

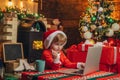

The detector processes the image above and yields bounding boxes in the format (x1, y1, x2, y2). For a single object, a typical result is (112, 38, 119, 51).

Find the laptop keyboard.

(73, 69, 84, 74)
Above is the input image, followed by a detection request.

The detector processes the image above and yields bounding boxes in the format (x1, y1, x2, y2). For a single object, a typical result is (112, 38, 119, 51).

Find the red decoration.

(116, 39, 120, 47)
(107, 38, 115, 46)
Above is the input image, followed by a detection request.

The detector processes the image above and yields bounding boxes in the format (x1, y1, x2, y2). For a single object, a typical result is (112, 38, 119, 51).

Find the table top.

(21, 68, 120, 80)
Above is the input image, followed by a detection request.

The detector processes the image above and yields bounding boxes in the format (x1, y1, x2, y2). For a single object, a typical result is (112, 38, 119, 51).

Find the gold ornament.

(94, 31, 98, 36)
(89, 39, 95, 44)
(90, 25, 96, 31)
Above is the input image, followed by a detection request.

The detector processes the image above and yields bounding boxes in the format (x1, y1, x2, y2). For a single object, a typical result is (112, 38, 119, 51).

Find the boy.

(41, 30, 85, 70)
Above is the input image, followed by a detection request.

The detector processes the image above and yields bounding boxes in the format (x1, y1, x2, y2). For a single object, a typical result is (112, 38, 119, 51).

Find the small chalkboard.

(3, 43, 24, 62)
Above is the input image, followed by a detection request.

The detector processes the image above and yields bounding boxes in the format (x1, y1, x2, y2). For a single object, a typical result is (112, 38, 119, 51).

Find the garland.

(0, 6, 45, 20)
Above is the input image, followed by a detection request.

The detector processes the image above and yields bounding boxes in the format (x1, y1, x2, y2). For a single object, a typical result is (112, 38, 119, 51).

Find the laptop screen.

(83, 46, 102, 75)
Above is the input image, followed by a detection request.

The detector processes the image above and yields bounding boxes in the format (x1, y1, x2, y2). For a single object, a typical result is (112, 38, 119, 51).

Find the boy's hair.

(52, 33, 67, 44)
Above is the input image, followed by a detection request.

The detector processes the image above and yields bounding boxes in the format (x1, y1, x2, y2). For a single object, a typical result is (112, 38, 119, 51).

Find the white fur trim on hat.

(44, 31, 67, 49)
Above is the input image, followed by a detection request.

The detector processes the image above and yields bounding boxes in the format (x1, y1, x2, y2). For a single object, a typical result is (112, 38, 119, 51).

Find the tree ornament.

(98, 7, 103, 12)
(84, 39, 95, 44)
(83, 31, 92, 39)
(111, 23, 120, 31)
(98, 26, 102, 29)
(86, 7, 91, 12)
(0, 11, 4, 20)
(89, 39, 95, 44)
(108, 18, 114, 23)
(91, 16, 96, 22)
(81, 26, 88, 32)
(101, 14, 105, 19)
(90, 24, 96, 31)
(83, 16, 88, 21)
(109, 5, 114, 11)
(92, 6, 98, 12)
(105, 28, 114, 37)
(80, 21, 87, 26)
(94, 31, 99, 36)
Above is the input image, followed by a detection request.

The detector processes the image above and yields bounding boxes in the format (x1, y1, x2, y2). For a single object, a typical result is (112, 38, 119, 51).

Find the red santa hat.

(43, 30, 67, 49)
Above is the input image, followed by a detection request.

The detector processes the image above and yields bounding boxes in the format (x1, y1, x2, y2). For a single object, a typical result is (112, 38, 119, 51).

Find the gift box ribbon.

(82, 44, 85, 51)
(114, 47, 117, 64)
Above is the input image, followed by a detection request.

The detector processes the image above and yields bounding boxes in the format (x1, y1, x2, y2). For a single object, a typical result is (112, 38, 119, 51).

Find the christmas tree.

(78, 0, 120, 43)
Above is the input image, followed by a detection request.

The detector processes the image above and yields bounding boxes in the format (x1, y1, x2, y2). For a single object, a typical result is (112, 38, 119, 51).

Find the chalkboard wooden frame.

(3, 43, 24, 62)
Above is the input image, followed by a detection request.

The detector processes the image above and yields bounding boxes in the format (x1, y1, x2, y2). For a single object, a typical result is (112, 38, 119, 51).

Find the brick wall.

(38, 0, 120, 48)
(38, 0, 88, 27)
(38, 0, 120, 27)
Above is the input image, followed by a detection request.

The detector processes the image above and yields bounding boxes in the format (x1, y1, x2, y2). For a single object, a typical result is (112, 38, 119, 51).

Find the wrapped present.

(117, 63, 120, 73)
(67, 51, 87, 63)
(66, 43, 120, 72)
(100, 46, 120, 65)
(116, 39, 120, 47)
(99, 64, 118, 73)
(116, 47, 120, 73)
(107, 38, 116, 46)
(77, 43, 93, 52)
(66, 44, 78, 53)
(66, 45, 79, 62)
(97, 46, 119, 73)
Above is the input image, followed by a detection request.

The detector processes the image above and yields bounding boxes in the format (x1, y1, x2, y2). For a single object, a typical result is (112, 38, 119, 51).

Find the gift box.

(99, 64, 118, 73)
(77, 43, 93, 52)
(100, 46, 120, 65)
(100, 46, 116, 65)
(66, 44, 93, 62)
(66, 45, 79, 62)
(66, 43, 120, 73)
(95, 46, 120, 73)
(117, 63, 120, 73)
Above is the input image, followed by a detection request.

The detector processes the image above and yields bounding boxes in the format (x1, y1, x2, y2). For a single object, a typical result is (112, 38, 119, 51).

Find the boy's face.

(51, 42, 64, 52)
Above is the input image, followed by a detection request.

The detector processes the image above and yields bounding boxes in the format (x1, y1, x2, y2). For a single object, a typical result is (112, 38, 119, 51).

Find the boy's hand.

(80, 63, 85, 69)
(52, 52, 58, 59)
(77, 62, 85, 70)
(52, 51, 61, 64)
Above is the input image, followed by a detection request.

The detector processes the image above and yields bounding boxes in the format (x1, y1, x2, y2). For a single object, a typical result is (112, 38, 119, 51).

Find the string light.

(8, 0, 13, 7)
(20, 0, 23, 8)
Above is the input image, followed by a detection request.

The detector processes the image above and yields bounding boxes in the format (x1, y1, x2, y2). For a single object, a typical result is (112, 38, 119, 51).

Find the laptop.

(57, 46, 102, 75)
